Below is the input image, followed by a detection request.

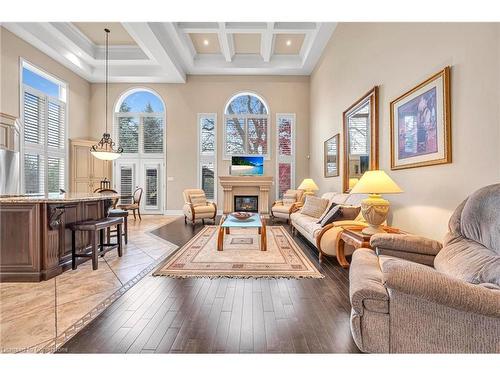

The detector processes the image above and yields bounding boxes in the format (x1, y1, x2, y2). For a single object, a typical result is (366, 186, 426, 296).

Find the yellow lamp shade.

(298, 178, 319, 192)
(350, 170, 403, 195)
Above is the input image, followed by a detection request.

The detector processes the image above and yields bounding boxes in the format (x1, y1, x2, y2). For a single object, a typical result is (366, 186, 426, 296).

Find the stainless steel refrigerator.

(0, 149, 21, 195)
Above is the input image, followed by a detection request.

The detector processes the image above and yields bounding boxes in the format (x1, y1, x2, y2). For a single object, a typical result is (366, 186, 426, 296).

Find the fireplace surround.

(218, 176, 273, 214)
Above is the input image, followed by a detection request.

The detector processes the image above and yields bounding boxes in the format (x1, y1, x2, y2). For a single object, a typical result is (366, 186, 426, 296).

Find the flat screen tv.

(230, 156, 264, 176)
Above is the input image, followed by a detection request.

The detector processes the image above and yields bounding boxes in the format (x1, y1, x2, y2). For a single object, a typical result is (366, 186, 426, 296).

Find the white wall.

(310, 23, 500, 240)
(89, 76, 310, 210)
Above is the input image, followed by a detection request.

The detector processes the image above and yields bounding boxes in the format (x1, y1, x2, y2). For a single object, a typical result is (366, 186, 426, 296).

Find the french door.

(114, 159, 165, 214)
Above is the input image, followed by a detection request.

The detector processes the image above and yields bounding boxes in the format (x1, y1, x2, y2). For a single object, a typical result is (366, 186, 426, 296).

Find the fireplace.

(234, 195, 259, 213)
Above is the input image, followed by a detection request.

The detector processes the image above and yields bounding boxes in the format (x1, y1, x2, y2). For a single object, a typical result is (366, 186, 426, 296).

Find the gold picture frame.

(324, 133, 340, 177)
(390, 67, 451, 170)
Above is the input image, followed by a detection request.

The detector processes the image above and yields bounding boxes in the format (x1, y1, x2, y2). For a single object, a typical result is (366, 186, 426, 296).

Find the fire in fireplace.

(234, 195, 259, 213)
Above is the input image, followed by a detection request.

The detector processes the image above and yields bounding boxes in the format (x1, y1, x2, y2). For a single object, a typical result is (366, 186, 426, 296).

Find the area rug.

(153, 225, 323, 279)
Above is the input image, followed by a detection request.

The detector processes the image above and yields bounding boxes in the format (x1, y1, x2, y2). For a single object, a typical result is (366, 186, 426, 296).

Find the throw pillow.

(282, 192, 297, 206)
(318, 205, 342, 227)
(300, 195, 329, 219)
(338, 205, 361, 220)
(317, 202, 337, 223)
(190, 193, 207, 207)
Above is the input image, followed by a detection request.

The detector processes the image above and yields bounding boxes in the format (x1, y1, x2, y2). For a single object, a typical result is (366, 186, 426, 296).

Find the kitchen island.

(0, 193, 120, 282)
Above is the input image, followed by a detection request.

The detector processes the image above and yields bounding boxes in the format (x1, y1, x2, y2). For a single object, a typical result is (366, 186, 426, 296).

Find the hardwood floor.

(58, 217, 360, 353)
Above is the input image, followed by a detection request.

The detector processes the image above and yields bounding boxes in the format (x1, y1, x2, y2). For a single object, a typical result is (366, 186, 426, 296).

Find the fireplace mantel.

(218, 176, 274, 214)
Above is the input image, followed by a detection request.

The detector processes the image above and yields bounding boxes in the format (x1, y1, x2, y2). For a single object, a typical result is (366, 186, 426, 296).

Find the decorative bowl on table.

(230, 212, 254, 221)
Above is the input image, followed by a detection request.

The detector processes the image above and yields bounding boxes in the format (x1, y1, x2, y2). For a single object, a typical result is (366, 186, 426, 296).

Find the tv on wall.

(230, 156, 264, 176)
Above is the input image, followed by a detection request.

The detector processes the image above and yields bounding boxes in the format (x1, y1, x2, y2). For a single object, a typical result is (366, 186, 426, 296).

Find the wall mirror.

(324, 134, 339, 177)
(343, 87, 379, 192)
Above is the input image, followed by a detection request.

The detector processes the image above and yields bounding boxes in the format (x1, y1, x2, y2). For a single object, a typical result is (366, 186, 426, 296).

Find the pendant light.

(90, 28, 123, 160)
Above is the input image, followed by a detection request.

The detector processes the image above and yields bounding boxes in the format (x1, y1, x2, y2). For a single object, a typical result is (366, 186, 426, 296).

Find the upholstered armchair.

(271, 189, 305, 223)
(349, 184, 500, 353)
(182, 189, 217, 226)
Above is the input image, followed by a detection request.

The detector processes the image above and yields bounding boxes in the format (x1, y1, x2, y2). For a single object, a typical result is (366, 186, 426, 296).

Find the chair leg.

(132, 209, 136, 220)
(124, 216, 128, 244)
(106, 227, 111, 244)
(184, 216, 187, 224)
(202, 219, 205, 225)
(100, 229, 105, 257)
(137, 208, 142, 221)
(71, 230, 76, 270)
(117, 223, 123, 257)
(91, 232, 99, 270)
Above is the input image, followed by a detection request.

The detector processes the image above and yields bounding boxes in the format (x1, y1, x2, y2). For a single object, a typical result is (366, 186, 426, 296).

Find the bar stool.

(94, 188, 129, 244)
(69, 217, 123, 270)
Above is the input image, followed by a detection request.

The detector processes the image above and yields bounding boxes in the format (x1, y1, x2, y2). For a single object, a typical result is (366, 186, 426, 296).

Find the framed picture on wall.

(390, 66, 451, 170)
(324, 133, 340, 177)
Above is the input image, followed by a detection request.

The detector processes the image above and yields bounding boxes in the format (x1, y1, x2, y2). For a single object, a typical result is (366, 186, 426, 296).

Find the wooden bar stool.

(69, 217, 124, 270)
(107, 208, 129, 244)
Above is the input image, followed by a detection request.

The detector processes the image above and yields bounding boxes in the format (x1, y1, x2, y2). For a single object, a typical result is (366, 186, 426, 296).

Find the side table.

(337, 226, 405, 269)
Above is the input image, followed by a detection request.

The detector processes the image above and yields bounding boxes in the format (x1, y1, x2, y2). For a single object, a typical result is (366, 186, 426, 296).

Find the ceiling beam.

(121, 22, 186, 83)
(218, 22, 234, 63)
(261, 22, 275, 63)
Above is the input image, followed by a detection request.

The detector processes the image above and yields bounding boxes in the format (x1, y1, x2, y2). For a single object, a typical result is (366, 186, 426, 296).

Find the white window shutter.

(198, 114, 217, 201)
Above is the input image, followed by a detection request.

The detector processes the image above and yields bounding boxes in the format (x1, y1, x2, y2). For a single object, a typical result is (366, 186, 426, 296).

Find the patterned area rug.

(153, 225, 323, 279)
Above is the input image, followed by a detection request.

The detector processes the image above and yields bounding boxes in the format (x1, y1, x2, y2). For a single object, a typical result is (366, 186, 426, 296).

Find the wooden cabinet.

(70, 139, 112, 193)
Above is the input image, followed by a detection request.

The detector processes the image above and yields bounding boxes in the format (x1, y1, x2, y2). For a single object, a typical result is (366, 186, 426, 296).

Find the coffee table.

(217, 213, 267, 251)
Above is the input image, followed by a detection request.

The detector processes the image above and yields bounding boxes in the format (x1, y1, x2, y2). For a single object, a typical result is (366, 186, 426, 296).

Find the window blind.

(120, 166, 134, 204)
(198, 114, 217, 201)
(23, 85, 66, 195)
(143, 116, 164, 154)
(145, 167, 158, 207)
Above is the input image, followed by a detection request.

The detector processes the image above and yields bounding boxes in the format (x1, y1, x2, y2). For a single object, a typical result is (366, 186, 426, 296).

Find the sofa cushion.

(190, 193, 207, 207)
(300, 195, 329, 218)
(339, 205, 361, 220)
(318, 205, 341, 227)
(283, 191, 297, 206)
(435, 233, 500, 286)
(272, 204, 292, 214)
(460, 184, 500, 255)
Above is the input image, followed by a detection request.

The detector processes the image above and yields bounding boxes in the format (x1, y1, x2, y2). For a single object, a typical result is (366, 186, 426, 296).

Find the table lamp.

(348, 178, 359, 190)
(298, 178, 319, 196)
(349, 170, 403, 235)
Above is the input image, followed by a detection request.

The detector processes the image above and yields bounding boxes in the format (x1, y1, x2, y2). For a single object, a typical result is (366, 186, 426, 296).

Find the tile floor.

(0, 215, 178, 353)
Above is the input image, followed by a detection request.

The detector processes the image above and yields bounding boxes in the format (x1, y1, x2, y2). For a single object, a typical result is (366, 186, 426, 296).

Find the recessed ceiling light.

(286, 40, 292, 46)
(203, 39, 209, 46)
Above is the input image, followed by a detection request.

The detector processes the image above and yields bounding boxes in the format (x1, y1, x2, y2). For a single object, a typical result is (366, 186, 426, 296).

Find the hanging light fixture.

(90, 28, 123, 161)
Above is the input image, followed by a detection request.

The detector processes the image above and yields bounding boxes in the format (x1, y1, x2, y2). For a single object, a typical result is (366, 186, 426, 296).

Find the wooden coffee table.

(338, 226, 405, 269)
(217, 213, 267, 252)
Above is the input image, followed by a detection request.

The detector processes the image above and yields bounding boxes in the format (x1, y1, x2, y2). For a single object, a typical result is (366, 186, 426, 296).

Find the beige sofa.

(349, 184, 500, 353)
(290, 192, 365, 262)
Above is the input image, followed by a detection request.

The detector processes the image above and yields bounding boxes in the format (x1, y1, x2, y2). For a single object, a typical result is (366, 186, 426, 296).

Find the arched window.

(223, 92, 270, 158)
(114, 88, 165, 155)
(113, 88, 166, 212)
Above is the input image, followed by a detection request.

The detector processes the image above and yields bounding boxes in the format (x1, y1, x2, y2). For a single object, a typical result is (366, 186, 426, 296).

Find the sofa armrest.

(381, 259, 500, 318)
(272, 200, 283, 207)
(371, 233, 442, 257)
(349, 248, 389, 314)
(290, 202, 303, 213)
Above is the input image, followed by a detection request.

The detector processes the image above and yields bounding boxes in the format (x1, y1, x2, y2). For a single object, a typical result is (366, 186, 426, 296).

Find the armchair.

(349, 183, 500, 353)
(271, 189, 305, 223)
(182, 189, 217, 226)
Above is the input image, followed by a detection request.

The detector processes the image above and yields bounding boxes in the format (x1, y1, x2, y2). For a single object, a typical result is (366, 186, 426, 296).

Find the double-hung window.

(21, 61, 67, 195)
(198, 114, 217, 200)
(223, 93, 270, 159)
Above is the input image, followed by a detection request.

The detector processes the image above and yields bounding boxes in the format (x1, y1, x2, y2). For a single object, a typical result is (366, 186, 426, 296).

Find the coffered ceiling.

(3, 22, 337, 83)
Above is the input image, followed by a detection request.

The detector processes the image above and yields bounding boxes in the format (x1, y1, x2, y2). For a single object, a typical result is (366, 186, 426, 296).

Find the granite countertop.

(0, 192, 122, 203)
